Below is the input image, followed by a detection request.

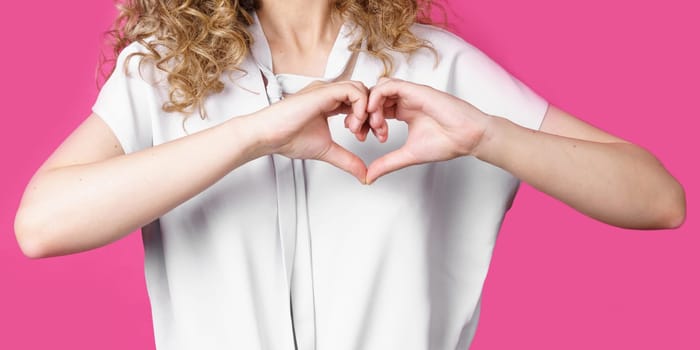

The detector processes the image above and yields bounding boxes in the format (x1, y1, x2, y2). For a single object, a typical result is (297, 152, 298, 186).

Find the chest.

(269, 48, 332, 77)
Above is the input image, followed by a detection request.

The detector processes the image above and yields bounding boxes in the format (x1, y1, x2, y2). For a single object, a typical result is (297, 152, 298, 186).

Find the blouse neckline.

(249, 11, 359, 95)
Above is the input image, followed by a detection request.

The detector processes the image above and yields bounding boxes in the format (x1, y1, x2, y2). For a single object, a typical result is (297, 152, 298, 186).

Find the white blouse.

(93, 12, 548, 350)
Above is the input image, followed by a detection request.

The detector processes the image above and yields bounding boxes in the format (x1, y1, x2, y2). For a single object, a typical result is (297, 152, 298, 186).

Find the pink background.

(1, 0, 697, 349)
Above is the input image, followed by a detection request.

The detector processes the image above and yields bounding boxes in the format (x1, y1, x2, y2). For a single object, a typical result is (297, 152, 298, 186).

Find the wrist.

(471, 114, 507, 162)
(222, 112, 276, 160)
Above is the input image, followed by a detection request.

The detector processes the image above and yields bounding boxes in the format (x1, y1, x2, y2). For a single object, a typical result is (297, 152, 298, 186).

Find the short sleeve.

(425, 27, 549, 131)
(92, 43, 155, 154)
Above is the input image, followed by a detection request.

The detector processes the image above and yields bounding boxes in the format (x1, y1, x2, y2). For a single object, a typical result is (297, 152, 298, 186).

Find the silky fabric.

(92, 11, 549, 350)
(249, 12, 359, 350)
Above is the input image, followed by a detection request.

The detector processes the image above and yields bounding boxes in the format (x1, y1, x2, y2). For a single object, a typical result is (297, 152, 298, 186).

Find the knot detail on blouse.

(249, 12, 359, 350)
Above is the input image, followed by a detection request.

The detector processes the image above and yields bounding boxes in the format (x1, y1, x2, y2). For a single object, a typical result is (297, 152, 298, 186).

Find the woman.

(14, 0, 685, 349)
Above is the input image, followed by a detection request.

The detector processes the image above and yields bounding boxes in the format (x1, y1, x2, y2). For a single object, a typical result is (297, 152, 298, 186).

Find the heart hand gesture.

(256, 80, 385, 183)
(256, 77, 491, 185)
(362, 78, 491, 184)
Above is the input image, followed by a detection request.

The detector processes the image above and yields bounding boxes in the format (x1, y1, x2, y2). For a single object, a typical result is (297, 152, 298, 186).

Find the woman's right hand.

(14, 79, 382, 258)
(252, 80, 384, 183)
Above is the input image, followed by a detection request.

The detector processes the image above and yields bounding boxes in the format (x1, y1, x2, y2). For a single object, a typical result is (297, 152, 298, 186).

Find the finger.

(365, 147, 418, 185)
(320, 82, 364, 113)
(368, 112, 388, 142)
(383, 96, 398, 112)
(331, 104, 354, 117)
(357, 121, 370, 142)
(318, 141, 368, 184)
(338, 83, 369, 133)
(369, 98, 393, 142)
(368, 79, 418, 115)
(368, 78, 399, 113)
(367, 88, 388, 125)
(377, 97, 398, 120)
(342, 107, 370, 142)
(370, 125, 381, 143)
(366, 81, 391, 130)
(340, 81, 369, 131)
(367, 93, 392, 142)
(367, 90, 393, 144)
(383, 106, 397, 120)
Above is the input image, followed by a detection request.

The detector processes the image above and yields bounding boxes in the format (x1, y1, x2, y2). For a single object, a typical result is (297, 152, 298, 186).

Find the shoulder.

(405, 23, 549, 130)
(410, 23, 466, 46)
(384, 23, 508, 88)
(386, 22, 505, 83)
(111, 38, 166, 85)
(409, 23, 485, 61)
(114, 40, 153, 67)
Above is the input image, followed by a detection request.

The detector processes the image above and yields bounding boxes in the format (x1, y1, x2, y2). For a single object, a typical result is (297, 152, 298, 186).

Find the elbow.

(665, 197, 686, 230)
(14, 207, 58, 259)
(16, 237, 50, 260)
(654, 181, 686, 230)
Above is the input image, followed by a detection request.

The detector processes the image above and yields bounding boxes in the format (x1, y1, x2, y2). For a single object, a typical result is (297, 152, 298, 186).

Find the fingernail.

(351, 118, 360, 132)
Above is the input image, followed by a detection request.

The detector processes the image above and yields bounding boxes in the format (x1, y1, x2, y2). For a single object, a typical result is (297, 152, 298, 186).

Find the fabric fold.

(249, 11, 358, 350)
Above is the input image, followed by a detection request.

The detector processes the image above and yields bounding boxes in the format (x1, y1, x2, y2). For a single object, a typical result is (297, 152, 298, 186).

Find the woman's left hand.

(362, 77, 491, 184)
(361, 79, 685, 229)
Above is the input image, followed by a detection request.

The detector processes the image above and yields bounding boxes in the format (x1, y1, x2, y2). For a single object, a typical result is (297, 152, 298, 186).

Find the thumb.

(366, 147, 418, 184)
(318, 142, 368, 184)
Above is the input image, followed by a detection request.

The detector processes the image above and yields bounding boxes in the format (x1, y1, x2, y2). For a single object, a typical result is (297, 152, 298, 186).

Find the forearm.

(15, 115, 268, 258)
(474, 116, 686, 229)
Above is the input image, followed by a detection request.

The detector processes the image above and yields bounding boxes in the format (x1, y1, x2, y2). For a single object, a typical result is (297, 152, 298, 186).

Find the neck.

(257, 0, 341, 51)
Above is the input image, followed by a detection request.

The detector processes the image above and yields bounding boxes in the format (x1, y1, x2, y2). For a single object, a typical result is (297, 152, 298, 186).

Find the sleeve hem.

(91, 105, 135, 155)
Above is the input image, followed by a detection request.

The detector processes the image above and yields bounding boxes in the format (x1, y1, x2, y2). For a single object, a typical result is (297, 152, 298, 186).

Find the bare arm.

(475, 105, 686, 229)
(14, 80, 371, 258)
(14, 113, 266, 258)
(365, 78, 686, 229)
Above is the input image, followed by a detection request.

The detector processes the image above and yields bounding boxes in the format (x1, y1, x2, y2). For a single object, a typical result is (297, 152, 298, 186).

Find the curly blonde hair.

(105, 0, 441, 117)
